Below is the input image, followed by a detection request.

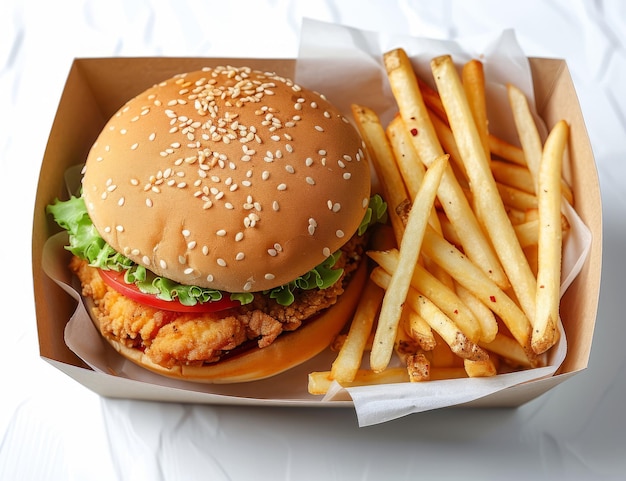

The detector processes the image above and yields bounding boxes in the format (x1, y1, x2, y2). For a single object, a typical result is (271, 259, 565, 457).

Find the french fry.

(406, 352, 431, 382)
(386, 115, 427, 201)
(351, 104, 408, 244)
(479, 332, 532, 368)
(308, 368, 411, 395)
(421, 227, 534, 359)
(402, 307, 436, 351)
(455, 283, 498, 343)
(417, 76, 447, 122)
(533, 120, 568, 354)
(371, 267, 489, 362)
(330, 278, 384, 383)
(507, 83, 543, 193)
(462, 59, 490, 161)
(384, 47, 508, 289)
(514, 219, 540, 248)
(368, 249, 481, 343)
(491, 160, 535, 194)
(370, 155, 448, 372)
(464, 358, 497, 378)
(427, 108, 468, 181)
(496, 182, 538, 211)
(431, 54, 538, 323)
(488, 134, 527, 166)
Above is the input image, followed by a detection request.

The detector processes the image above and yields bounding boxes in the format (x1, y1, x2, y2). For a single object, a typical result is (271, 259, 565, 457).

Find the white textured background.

(1, 1, 625, 479)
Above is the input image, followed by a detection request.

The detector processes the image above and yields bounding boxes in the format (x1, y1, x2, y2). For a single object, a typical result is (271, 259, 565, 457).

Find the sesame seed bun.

(82, 65, 371, 294)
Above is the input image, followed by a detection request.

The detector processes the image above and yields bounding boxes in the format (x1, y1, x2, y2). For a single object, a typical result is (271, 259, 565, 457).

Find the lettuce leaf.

(47, 195, 387, 307)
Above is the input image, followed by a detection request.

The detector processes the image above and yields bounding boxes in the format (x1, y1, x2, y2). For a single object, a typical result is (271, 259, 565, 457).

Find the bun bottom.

(103, 261, 368, 384)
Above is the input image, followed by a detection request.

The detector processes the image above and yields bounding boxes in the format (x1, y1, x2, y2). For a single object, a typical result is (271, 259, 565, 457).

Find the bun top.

(82, 66, 371, 293)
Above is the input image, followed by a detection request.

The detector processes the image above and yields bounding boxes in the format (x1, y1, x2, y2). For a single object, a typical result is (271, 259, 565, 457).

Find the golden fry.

(331, 278, 384, 383)
(464, 358, 497, 378)
(455, 283, 498, 343)
(489, 134, 527, 166)
(479, 332, 532, 368)
(308, 368, 410, 395)
(491, 160, 535, 193)
(496, 182, 538, 211)
(384, 48, 508, 289)
(369, 248, 481, 343)
(351, 104, 408, 244)
(462, 59, 490, 161)
(421, 227, 533, 358)
(371, 267, 488, 362)
(402, 307, 436, 351)
(370, 155, 447, 372)
(507, 83, 543, 193)
(533, 120, 568, 354)
(431, 54, 537, 323)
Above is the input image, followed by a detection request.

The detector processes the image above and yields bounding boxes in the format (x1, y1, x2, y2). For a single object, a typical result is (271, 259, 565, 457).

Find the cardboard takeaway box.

(32, 56, 602, 410)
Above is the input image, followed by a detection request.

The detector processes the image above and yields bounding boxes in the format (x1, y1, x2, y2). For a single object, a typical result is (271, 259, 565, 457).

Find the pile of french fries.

(308, 48, 572, 395)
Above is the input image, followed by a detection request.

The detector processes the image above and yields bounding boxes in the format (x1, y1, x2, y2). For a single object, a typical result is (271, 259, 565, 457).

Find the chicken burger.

(47, 65, 386, 383)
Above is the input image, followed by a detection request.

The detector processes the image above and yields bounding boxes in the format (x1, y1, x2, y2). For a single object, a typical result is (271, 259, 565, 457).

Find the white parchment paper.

(42, 20, 591, 427)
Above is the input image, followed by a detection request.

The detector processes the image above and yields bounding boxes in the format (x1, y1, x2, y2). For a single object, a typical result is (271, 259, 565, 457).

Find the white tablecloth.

(2, 1, 625, 479)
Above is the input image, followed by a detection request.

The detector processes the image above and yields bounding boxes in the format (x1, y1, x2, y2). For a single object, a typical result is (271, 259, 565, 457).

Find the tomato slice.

(97, 269, 240, 313)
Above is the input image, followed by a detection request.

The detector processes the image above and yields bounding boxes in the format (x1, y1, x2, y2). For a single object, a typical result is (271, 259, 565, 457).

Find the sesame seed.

(116, 225, 124, 232)
(206, 274, 214, 282)
(118, 197, 125, 206)
(179, 255, 186, 264)
(314, 125, 324, 132)
(130, 178, 139, 186)
(184, 267, 194, 275)
(262, 171, 270, 180)
(142, 255, 151, 265)
(264, 273, 275, 280)
(182, 229, 190, 237)
(235, 232, 244, 241)
(285, 165, 295, 174)
(336, 230, 345, 238)
(305, 157, 313, 167)
(202, 246, 209, 255)
(362, 197, 369, 208)
(187, 241, 196, 249)
(216, 229, 226, 236)
(243, 281, 253, 291)
(306, 177, 315, 185)
(104, 226, 111, 233)
(323, 247, 331, 257)
(217, 258, 227, 267)
(235, 252, 245, 261)
(277, 183, 287, 191)
(343, 173, 352, 180)
(268, 249, 277, 256)
(272, 201, 279, 211)
(160, 260, 168, 269)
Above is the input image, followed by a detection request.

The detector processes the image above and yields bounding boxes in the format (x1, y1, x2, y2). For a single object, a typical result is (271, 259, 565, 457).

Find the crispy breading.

(69, 236, 365, 368)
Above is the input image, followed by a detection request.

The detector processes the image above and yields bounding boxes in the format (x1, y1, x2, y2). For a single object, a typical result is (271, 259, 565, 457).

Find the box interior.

(32, 56, 602, 405)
